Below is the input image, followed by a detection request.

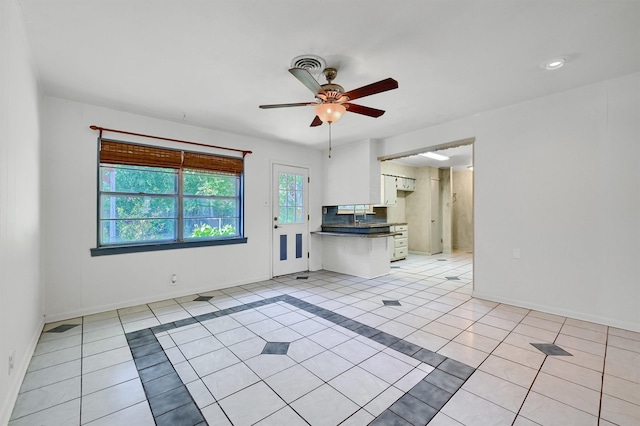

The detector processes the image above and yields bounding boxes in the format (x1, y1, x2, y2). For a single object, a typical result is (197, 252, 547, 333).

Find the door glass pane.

(278, 172, 304, 223)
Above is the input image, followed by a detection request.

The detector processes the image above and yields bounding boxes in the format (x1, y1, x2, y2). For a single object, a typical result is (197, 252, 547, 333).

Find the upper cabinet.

(381, 175, 398, 206)
(323, 139, 381, 206)
(397, 176, 416, 192)
(379, 174, 416, 206)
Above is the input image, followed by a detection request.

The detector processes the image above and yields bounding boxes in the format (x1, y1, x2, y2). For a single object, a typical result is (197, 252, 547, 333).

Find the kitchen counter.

(321, 223, 390, 235)
(314, 229, 395, 279)
(320, 223, 390, 228)
(312, 231, 400, 238)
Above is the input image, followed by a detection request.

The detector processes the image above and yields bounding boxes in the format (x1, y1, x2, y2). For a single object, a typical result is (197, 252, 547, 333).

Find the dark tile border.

(126, 329, 205, 425)
(45, 324, 80, 333)
(530, 342, 573, 356)
(125, 294, 476, 426)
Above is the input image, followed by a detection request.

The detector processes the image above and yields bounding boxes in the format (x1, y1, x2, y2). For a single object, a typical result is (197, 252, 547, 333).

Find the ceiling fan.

(259, 67, 398, 127)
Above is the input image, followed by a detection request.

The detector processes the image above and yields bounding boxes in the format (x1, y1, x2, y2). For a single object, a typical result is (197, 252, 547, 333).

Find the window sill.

(90, 237, 248, 257)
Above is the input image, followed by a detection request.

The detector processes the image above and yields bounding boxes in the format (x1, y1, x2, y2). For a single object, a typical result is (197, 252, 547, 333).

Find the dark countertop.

(320, 222, 407, 228)
(312, 231, 401, 238)
(321, 223, 389, 228)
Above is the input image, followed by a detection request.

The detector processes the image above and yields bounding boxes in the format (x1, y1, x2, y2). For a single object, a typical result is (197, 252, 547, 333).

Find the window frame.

(91, 138, 247, 256)
(337, 205, 375, 215)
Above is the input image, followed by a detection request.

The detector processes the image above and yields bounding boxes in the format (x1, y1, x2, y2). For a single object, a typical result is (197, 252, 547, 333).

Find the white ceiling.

(17, 1, 640, 150)
(388, 144, 473, 171)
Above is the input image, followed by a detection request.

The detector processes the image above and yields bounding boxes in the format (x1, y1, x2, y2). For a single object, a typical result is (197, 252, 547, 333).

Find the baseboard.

(472, 290, 640, 333)
(1, 316, 44, 426)
(44, 275, 271, 324)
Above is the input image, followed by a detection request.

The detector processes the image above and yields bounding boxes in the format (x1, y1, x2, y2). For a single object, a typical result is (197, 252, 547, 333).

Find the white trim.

(43, 274, 270, 324)
(472, 290, 640, 333)
(0, 317, 44, 426)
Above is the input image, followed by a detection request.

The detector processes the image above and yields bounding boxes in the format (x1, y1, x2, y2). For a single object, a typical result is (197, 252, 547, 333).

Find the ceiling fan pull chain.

(328, 123, 332, 158)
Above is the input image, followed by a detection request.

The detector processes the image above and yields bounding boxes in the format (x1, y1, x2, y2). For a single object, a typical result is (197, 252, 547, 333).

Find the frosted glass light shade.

(315, 103, 346, 123)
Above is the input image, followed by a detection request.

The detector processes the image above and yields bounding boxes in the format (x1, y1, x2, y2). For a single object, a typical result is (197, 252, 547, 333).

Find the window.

(278, 172, 304, 223)
(93, 140, 245, 254)
(337, 205, 374, 214)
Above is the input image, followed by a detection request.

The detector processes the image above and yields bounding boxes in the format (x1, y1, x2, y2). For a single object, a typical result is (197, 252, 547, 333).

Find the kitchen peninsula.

(313, 223, 399, 279)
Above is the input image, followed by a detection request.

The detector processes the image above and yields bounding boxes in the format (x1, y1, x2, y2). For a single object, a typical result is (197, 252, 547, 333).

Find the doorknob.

(431, 220, 436, 223)
(274, 225, 279, 229)
(274, 217, 278, 221)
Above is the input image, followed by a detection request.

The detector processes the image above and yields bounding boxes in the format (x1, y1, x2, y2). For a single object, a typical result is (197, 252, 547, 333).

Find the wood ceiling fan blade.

(343, 78, 398, 101)
(310, 116, 323, 127)
(345, 103, 385, 117)
(259, 102, 316, 109)
(289, 68, 326, 96)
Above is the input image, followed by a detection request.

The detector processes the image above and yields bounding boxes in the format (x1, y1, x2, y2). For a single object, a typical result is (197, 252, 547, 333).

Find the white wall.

(41, 98, 324, 322)
(379, 72, 640, 332)
(322, 139, 381, 206)
(0, 0, 44, 422)
(452, 170, 473, 251)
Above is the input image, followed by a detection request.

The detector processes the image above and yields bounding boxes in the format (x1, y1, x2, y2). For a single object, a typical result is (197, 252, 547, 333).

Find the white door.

(272, 164, 309, 276)
(430, 178, 443, 254)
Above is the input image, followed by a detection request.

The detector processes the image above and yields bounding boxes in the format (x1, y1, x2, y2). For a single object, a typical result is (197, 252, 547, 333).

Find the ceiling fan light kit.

(315, 103, 346, 124)
(259, 57, 398, 156)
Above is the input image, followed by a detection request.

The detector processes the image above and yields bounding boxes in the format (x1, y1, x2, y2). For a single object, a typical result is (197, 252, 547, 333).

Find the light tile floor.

(8, 253, 640, 425)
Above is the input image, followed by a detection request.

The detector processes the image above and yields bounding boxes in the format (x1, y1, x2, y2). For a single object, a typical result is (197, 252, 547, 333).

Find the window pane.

(183, 170, 238, 196)
(185, 218, 239, 239)
(101, 195, 177, 219)
(183, 198, 238, 218)
(278, 172, 304, 224)
(100, 165, 177, 194)
(100, 219, 176, 244)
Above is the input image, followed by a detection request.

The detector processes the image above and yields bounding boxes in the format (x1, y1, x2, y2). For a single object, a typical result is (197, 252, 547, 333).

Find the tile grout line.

(119, 304, 169, 426)
(510, 314, 575, 425)
(505, 309, 563, 426)
(123, 293, 478, 426)
(79, 319, 84, 425)
(597, 326, 610, 426)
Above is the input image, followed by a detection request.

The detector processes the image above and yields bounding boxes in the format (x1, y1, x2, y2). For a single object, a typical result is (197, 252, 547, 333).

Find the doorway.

(272, 164, 309, 276)
(379, 138, 474, 258)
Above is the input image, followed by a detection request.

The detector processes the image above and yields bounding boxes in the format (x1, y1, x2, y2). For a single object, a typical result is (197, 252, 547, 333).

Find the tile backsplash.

(322, 206, 387, 225)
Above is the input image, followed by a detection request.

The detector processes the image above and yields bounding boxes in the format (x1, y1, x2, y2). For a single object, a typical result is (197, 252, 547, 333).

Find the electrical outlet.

(171, 274, 178, 285)
(8, 349, 15, 375)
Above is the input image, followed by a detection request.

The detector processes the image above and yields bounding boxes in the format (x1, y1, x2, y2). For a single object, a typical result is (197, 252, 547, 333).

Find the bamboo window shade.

(99, 140, 243, 175)
(183, 152, 243, 175)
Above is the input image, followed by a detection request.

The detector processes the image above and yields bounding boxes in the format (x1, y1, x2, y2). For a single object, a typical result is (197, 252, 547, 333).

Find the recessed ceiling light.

(419, 152, 450, 161)
(543, 57, 566, 70)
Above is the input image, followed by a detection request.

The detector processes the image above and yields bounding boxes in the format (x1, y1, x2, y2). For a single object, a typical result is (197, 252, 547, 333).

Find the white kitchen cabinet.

(323, 139, 381, 206)
(391, 224, 409, 261)
(381, 175, 398, 206)
(320, 234, 393, 279)
(396, 177, 415, 191)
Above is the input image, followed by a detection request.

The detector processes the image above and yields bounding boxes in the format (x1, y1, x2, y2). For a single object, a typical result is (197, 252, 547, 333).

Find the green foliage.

(278, 172, 304, 223)
(190, 223, 236, 238)
(184, 170, 238, 196)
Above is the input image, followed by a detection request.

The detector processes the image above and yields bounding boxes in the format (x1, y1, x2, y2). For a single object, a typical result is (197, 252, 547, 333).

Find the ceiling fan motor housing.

(317, 90, 348, 104)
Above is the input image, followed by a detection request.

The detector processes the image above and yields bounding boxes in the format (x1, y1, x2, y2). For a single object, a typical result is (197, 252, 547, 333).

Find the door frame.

(430, 177, 443, 255)
(270, 160, 311, 278)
